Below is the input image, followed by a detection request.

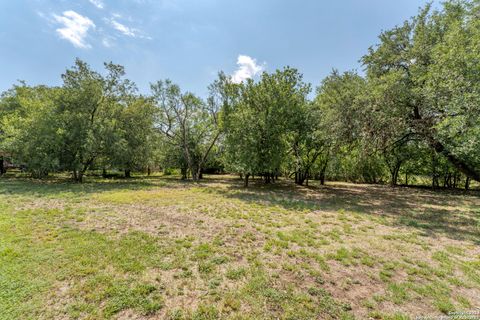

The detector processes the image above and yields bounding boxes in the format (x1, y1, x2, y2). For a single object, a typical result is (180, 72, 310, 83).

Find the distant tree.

(222, 67, 310, 186)
(285, 100, 329, 186)
(0, 84, 61, 178)
(57, 59, 136, 182)
(314, 70, 368, 184)
(151, 79, 220, 180)
(108, 96, 156, 178)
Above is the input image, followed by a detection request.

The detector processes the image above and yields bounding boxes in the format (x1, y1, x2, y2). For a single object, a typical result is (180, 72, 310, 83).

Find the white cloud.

(231, 55, 264, 84)
(88, 0, 104, 9)
(37, 11, 47, 20)
(110, 19, 137, 37)
(105, 17, 152, 40)
(102, 37, 114, 47)
(53, 11, 95, 49)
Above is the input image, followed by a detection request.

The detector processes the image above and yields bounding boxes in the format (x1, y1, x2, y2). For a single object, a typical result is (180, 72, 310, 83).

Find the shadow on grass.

(0, 174, 174, 197)
(1, 173, 479, 244)
(206, 176, 480, 244)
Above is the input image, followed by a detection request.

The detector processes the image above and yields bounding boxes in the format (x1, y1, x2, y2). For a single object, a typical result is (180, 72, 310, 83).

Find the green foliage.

(0, 85, 61, 178)
(151, 78, 221, 180)
(0, 59, 155, 181)
(222, 67, 312, 184)
(362, 0, 480, 182)
(1, 1, 480, 186)
(57, 59, 139, 181)
(109, 96, 157, 174)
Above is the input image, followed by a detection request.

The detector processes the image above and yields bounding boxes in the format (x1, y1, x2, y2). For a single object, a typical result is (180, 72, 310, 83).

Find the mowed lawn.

(1, 175, 479, 320)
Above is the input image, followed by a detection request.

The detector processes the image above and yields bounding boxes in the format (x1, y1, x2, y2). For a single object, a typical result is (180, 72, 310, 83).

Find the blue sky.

(0, 0, 433, 96)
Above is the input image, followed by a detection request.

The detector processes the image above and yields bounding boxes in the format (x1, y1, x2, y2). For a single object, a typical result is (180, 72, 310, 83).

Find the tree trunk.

(390, 163, 401, 187)
(72, 169, 83, 183)
(244, 174, 250, 187)
(76, 158, 93, 183)
(465, 177, 470, 190)
(265, 174, 270, 184)
(194, 166, 203, 180)
(181, 167, 187, 180)
(432, 155, 438, 189)
(395, 165, 400, 185)
(0, 157, 5, 175)
(73, 170, 83, 183)
(429, 138, 480, 182)
(125, 169, 131, 178)
(295, 171, 307, 185)
(102, 168, 107, 178)
(147, 167, 151, 176)
(319, 162, 328, 186)
(191, 170, 198, 181)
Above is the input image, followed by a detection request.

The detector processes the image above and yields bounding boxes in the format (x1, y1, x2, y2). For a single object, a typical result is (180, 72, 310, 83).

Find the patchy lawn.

(0, 175, 479, 319)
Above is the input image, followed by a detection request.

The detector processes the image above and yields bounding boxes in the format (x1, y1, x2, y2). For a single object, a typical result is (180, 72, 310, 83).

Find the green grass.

(0, 174, 479, 319)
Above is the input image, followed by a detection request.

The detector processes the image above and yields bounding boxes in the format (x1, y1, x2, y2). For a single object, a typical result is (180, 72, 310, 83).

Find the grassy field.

(0, 174, 479, 320)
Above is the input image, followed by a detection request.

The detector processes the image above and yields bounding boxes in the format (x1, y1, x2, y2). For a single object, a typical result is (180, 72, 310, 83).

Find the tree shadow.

(207, 177, 480, 244)
(1, 174, 479, 244)
(0, 174, 170, 197)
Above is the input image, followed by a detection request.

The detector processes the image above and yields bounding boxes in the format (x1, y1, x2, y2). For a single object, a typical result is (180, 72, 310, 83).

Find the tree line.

(1, 0, 479, 188)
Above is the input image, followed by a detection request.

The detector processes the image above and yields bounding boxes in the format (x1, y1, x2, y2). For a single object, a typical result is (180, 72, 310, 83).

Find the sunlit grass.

(0, 174, 479, 319)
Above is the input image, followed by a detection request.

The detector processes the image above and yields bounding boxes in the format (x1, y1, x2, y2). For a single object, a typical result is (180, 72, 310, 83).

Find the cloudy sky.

(0, 0, 432, 96)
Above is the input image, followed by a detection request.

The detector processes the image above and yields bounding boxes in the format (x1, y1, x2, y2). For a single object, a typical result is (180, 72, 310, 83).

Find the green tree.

(58, 59, 136, 182)
(108, 96, 156, 177)
(314, 70, 368, 184)
(0, 84, 61, 178)
(286, 101, 328, 186)
(222, 67, 310, 186)
(151, 80, 220, 180)
(362, 1, 480, 182)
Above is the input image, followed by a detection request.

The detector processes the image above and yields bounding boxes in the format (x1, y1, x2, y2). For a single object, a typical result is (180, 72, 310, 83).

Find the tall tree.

(362, 1, 480, 182)
(110, 96, 156, 178)
(151, 79, 220, 180)
(58, 59, 136, 182)
(222, 67, 310, 186)
(314, 70, 368, 184)
(0, 84, 61, 178)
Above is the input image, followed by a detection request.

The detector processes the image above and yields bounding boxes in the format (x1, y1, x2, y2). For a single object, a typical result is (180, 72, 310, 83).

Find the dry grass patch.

(0, 175, 479, 319)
